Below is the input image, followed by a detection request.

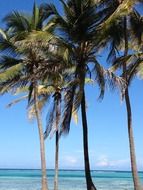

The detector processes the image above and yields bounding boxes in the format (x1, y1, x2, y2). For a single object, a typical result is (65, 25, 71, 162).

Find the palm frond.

(130, 9, 143, 45)
(32, 2, 40, 29)
(0, 29, 7, 40)
(3, 11, 31, 33)
(40, 3, 58, 20)
(60, 86, 75, 135)
(44, 100, 56, 139)
(6, 95, 28, 108)
(92, 59, 105, 99)
(0, 62, 23, 82)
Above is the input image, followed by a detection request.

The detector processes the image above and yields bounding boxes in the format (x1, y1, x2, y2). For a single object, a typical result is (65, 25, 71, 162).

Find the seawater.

(0, 169, 142, 190)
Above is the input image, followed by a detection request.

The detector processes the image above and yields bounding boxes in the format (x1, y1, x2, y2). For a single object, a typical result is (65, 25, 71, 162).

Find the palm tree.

(122, 16, 142, 190)
(45, 86, 62, 190)
(53, 90, 61, 190)
(41, 2, 101, 189)
(123, 9, 143, 189)
(6, 85, 62, 190)
(123, 17, 141, 190)
(41, 38, 75, 190)
(43, 63, 76, 190)
(41, 1, 125, 190)
(98, 4, 143, 189)
(0, 3, 59, 189)
(0, 33, 48, 190)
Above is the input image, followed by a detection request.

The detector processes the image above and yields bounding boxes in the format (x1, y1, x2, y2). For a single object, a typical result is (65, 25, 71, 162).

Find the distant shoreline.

(0, 168, 143, 173)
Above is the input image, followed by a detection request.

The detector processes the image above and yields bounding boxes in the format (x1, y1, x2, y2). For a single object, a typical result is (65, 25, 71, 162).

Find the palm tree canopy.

(39, 0, 126, 135)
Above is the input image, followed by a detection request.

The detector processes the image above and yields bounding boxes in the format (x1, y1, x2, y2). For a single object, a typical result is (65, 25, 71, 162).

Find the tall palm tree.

(41, 1, 125, 190)
(98, 4, 143, 189)
(0, 33, 48, 190)
(0, 3, 59, 189)
(123, 9, 143, 189)
(41, 2, 101, 189)
(123, 16, 142, 190)
(6, 85, 62, 190)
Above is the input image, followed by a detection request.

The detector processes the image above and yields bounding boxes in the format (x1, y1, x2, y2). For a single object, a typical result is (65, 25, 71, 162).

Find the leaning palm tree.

(0, 22, 73, 190)
(0, 3, 59, 189)
(6, 84, 62, 190)
(41, 1, 125, 190)
(122, 16, 142, 190)
(98, 5, 143, 189)
(0, 33, 48, 190)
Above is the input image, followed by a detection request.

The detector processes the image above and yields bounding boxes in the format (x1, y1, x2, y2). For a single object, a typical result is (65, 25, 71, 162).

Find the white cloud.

(58, 152, 143, 170)
(59, 155, 83, 169)
(95, 155, 130, 169)
(96, 156, 110, 167)
(64, 156, 78, 164)
(109, 159, 129, 167)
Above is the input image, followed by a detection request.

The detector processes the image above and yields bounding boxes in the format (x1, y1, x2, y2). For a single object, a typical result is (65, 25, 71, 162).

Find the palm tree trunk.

(34, 85, 48, 190)
(125, 89, 141, 190)
(123, 17, 141, 190)
(54, 130, 59, 190)
(81, 90, 97, 190)
(54, 96, 60, 190)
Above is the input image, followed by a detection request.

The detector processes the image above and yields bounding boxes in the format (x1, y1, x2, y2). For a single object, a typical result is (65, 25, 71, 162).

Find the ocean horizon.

(0, 168, 143, 172)
(0, 169, 143, 190)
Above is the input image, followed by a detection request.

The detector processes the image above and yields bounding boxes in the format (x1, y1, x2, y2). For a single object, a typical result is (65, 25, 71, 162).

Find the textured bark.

(34, 86, 48, 190)
(54, 94, 60, 190)
(54, 131, 59, 190)
(123, 17, 141, 190)
(81, 90, 97, 190)
(125, 89, 141, 190)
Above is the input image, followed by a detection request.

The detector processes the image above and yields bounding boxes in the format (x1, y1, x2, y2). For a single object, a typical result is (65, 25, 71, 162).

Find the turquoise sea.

(0, 169, 143, 190)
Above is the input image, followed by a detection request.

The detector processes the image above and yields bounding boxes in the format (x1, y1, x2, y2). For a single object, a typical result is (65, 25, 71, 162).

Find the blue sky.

(0, 0, 143, 171)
